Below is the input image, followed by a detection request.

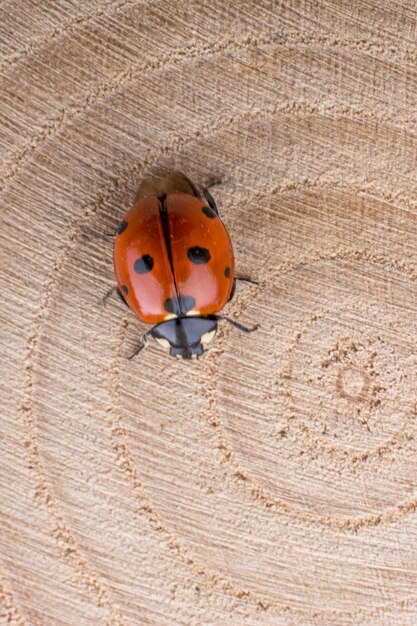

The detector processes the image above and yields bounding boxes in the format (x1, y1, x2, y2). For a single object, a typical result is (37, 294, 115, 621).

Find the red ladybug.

(113, 172, 258, 359)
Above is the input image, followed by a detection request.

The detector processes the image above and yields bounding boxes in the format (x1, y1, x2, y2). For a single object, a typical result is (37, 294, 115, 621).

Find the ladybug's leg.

(103, 286, 117, 306)
(228, 276, 258, 303)
(235, 275, 259, 285)
(227, 279, 236, 303)
(116, 286, 128, 305)
(102, 286, 129, 307)
(216, 316, 259, 333)
(128, 330, 152, 360)
(202, 188, 219, 215)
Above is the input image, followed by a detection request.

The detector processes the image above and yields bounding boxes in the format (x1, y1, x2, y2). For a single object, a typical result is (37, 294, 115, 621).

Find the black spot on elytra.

(164, 295, 196, 315)
(121, 285, 128, 295)
(134, 255, 154, 274)
(117, 220, 128, 234)
(202, 205, 217, 219)
(164, 297, 180, 315)
(224, 266, 231, 278)
(180, 295, 196, 313)
(188, 246, 211, 264)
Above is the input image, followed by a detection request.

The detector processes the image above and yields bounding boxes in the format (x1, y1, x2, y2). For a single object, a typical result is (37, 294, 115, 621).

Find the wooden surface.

(1, 2, 417, 624)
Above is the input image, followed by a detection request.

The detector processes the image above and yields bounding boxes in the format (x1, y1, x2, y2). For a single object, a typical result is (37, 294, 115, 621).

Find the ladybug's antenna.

(215, 316, 259, 333)
(128, 330, 152, 360)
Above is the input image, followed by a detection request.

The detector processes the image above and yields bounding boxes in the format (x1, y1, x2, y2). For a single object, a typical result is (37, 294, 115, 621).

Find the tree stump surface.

(1, 2, 417, 625)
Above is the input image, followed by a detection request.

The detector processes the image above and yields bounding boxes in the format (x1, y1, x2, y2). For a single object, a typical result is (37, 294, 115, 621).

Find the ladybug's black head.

(150, 317, 218, 359)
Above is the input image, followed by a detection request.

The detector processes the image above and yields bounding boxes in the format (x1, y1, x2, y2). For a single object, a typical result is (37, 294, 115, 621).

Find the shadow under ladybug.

(110, 172, 259, 359)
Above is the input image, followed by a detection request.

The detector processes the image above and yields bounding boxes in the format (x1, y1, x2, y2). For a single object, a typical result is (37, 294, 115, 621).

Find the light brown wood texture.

(1, 2, 417, 624)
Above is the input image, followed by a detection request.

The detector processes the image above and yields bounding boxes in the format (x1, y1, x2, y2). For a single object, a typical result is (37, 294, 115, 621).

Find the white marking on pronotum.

(201, 330, 216, 346)
(154, 337, 170, 350)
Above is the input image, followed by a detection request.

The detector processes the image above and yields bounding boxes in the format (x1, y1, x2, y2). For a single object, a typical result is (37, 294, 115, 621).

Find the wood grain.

(1, 1, 417, 624)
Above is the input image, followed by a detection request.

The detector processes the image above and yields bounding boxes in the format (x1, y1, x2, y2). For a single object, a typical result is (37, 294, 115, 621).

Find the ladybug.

(112, 172, 258, 359)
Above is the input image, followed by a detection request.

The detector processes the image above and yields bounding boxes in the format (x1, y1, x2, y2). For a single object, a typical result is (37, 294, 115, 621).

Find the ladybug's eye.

(187, 246, 211, 264)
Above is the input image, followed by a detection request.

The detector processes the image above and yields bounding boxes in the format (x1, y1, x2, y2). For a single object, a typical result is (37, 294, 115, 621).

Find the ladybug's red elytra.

(113, 172, 258, 359)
